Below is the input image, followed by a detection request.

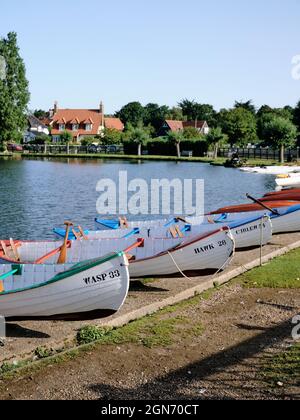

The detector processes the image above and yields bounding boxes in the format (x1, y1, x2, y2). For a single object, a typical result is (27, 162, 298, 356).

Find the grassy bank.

(236, 247, 300, 289)
(5, 152, 289, 167)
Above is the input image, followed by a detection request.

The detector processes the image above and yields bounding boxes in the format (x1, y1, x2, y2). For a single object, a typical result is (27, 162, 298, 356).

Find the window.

(72, 124, 79, 131)
(59, 124, 65, 131)
(85, 124, 92, 131)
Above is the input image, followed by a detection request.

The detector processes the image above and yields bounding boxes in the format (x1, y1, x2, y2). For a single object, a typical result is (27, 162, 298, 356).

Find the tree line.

(0, 32, 300, 162)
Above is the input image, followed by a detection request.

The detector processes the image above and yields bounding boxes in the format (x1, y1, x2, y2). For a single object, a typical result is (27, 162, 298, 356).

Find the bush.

(80, 136, 98, 146)
(123, 136, 208, 156)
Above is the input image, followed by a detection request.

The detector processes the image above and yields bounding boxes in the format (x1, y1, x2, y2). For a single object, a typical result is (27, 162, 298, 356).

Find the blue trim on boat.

(53, 228, 90, 240)
(122, 228, 140, 238)
(95, 218, 120, 230)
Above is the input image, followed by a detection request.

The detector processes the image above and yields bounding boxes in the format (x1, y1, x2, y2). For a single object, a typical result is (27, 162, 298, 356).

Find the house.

(23, 114, 50, 143)
(159, 120, 210, 136)
(49, 101, 124, 143)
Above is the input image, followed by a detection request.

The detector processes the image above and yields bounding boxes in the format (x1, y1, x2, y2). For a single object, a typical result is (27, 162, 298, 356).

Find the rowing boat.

(240, 166, 300, 175)
(206, 204, 300, 234)
(275, 174, 300, 188)
(0, 251, 129, 321)
(56, 216, 272, 250)
(2, 228, 235, 278)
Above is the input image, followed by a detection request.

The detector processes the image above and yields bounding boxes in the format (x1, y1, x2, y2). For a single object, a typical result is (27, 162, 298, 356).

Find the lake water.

(0, 157, 277, 240)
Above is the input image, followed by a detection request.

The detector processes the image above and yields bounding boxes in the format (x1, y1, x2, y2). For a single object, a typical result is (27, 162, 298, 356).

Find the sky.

(1, 0, 300, 113)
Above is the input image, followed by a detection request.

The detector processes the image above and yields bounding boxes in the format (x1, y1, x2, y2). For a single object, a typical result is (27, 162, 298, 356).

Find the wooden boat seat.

(0, 240, 22, 261)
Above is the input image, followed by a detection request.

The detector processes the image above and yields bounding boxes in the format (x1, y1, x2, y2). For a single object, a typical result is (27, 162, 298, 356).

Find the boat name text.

(84, 269, 120, 285)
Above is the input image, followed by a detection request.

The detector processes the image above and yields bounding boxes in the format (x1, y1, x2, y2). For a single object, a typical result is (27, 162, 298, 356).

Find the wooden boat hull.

(259, 193, 300, 202)
(208, 201, 299, 215)
(0, 253, 129, 320)
(264, 188, 300, 197)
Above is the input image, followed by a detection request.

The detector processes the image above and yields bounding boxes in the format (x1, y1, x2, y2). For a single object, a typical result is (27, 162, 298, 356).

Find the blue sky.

(1, 0, 300, 113)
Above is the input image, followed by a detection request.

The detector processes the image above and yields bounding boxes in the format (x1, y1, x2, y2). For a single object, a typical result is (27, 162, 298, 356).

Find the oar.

(57, 221, 74, 264)
(123, 238, 145, 254)
(246, 194, 280, 216)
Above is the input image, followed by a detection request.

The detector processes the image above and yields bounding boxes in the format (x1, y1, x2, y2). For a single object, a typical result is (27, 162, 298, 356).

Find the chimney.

(54, 101, 58, 114)
(100, 101, 105, 127)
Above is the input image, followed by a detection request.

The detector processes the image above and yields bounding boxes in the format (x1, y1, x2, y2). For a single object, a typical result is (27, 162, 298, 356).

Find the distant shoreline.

(0, 152, 291, 167)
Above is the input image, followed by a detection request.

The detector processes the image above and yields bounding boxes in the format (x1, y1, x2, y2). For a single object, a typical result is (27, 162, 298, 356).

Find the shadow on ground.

(88, 318, 297, 400)
(5, 324, 51, 339)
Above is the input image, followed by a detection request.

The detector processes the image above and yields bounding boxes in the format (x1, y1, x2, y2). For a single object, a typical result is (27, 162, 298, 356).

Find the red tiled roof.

(165, 120, 207, 132)
(105, 117, 124, 131)
(165, 120, 184, 131)
(183, 121, 207, 129)
(50, 108, 124, 136)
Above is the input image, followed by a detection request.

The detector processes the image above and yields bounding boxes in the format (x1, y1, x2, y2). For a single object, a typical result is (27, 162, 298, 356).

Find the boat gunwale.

(0, 252, 125, 297)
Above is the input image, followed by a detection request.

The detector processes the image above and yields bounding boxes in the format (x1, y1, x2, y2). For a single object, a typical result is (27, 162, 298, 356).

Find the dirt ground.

(1, 284, 299, 400)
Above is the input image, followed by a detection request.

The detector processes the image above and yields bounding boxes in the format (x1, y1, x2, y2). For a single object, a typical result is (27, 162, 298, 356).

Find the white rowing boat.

(240, 166, 300, 175)
(0, 252, 129, 321)
(276, 174, 300, 188)
(2, 228, 235, 278)
(56, 216, 272, 250)
(206, 204, 300, 234)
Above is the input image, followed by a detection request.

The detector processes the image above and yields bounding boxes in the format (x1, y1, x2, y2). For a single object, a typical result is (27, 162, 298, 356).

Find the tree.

(0, 32, 30, 150)
(130, 126, 150, 156)
(33, 109, 49, 120)
(257, 106, 295, 142)
(116, 102, 144, 127)
(206, 127, 228, 159)
(178, 99, 217, 126)
(234, 100, 256, 115)
(166, 107, 185, 121)
(102, 128, 122, 145)
(178, 99, 199, 120)
(182, 127, 201, 139)
(167, 131, 184, 158)
(219, 108, 257, 146)
(143, 103, 169, 134)
(261, 116, 298, 163)
(60, 130, 73, 144)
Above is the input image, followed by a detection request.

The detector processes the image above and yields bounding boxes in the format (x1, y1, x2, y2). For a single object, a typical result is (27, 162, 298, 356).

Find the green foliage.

(234, 100, 256, 115)
(77, 326, 112, 345)
(206, 127, 228, 146)
(33, 109, 49, 120)
(80, 136, 97, 146)
(182, 127, 202, 139)
(27, 134, 51, 145)
(143, 103, 169, 132)
(167, 130, 184, 144)
(219, 107, 257, 146)
(60, 130, 73, 144)
(35, 347, 55, 359)
(102, 128, 122, 145)
(116, 101, 144, 127)
(166, 107, 185, 121)
(178, 99, 217, 127)
(0, 32, 30, 146)
(261, 116, 298, 148)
